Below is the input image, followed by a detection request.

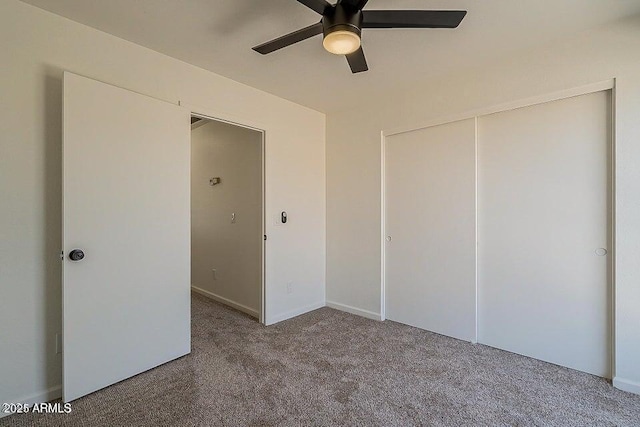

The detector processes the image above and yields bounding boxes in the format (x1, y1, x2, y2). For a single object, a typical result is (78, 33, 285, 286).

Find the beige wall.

(326, 16, 640, 393)
(191, 120, 262, 316)
(0, 0, 325, 406)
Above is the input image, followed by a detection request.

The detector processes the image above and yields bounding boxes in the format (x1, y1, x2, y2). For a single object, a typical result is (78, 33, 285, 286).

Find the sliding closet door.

(385, 119, 476, 342)
(477, 91, 611, 377)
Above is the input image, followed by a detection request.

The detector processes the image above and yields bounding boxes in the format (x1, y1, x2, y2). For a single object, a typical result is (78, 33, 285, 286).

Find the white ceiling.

(21, 0, 640, 112)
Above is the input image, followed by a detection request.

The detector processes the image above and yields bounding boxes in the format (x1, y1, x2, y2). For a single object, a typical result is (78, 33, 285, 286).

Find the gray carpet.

(4, 293, 640, 426)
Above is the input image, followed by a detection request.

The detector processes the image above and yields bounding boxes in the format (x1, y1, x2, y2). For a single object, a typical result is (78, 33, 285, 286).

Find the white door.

(477, 91, 611, 377)
(385, 119, 476, 342)
(63, 72, 191, 401)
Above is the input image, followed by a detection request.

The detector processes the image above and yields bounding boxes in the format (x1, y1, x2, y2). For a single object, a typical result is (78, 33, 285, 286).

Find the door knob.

(69, 249, 85, 261)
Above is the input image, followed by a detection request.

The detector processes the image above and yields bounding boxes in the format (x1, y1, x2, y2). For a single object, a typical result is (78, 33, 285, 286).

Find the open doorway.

(190, 116, 265, 322)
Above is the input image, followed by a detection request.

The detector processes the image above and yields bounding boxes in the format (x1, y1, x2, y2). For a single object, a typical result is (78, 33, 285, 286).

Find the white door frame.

(181, 101, 268, 325)
(380, 78, 616, 372)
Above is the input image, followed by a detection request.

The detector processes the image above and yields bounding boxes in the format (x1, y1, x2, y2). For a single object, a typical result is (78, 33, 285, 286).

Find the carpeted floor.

(4, 293, 640, 426)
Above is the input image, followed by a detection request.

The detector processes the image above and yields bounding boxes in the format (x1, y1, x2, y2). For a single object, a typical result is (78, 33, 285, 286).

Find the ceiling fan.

(252, 0, 467, 73)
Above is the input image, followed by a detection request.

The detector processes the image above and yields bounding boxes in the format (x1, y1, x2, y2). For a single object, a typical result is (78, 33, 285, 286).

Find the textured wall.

(0, 0, 325, 406)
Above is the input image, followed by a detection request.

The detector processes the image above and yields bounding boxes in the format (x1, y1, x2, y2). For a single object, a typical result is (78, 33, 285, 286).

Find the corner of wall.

(266, 301, 326, 326)
(613, 377, 640, 396)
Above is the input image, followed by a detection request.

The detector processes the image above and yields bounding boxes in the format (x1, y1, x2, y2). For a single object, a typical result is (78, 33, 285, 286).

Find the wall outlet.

(212, 269, 217, 280)
(286, 282, 293, 294)
(55, 333, 62, 354)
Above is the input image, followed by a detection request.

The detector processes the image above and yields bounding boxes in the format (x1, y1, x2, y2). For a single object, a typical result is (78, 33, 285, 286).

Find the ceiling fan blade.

(296, 0, 332, 15)
(253, 22, 323, 54)
(362, 10, 467, 29)
(346, 47, 368, 73)
(340, 0, 369, 11)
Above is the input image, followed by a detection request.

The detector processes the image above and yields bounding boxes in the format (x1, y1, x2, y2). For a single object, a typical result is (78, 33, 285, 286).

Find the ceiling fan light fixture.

(252, 1, 468, 74)
(323, 30, 361, 55)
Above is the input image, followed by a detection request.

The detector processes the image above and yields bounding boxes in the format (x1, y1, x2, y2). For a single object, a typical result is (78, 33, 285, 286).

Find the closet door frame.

(380, 79, 616, 365)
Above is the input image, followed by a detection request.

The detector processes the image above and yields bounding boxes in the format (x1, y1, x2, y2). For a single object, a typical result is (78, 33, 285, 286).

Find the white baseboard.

(266, 301, 325, 325)
(613, 377, 640, 395)
(326, 300, 382, 321)
(191, 285, 259, 319)
(0, 385, 62, 418)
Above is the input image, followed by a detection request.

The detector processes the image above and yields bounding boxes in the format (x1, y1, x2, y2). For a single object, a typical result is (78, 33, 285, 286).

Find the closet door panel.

(385, 118, 476, 342)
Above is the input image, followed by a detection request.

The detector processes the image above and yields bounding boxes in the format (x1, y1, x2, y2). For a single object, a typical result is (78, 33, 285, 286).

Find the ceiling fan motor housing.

(322, 4, 363, 39)
(252, 0, 467, 73)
